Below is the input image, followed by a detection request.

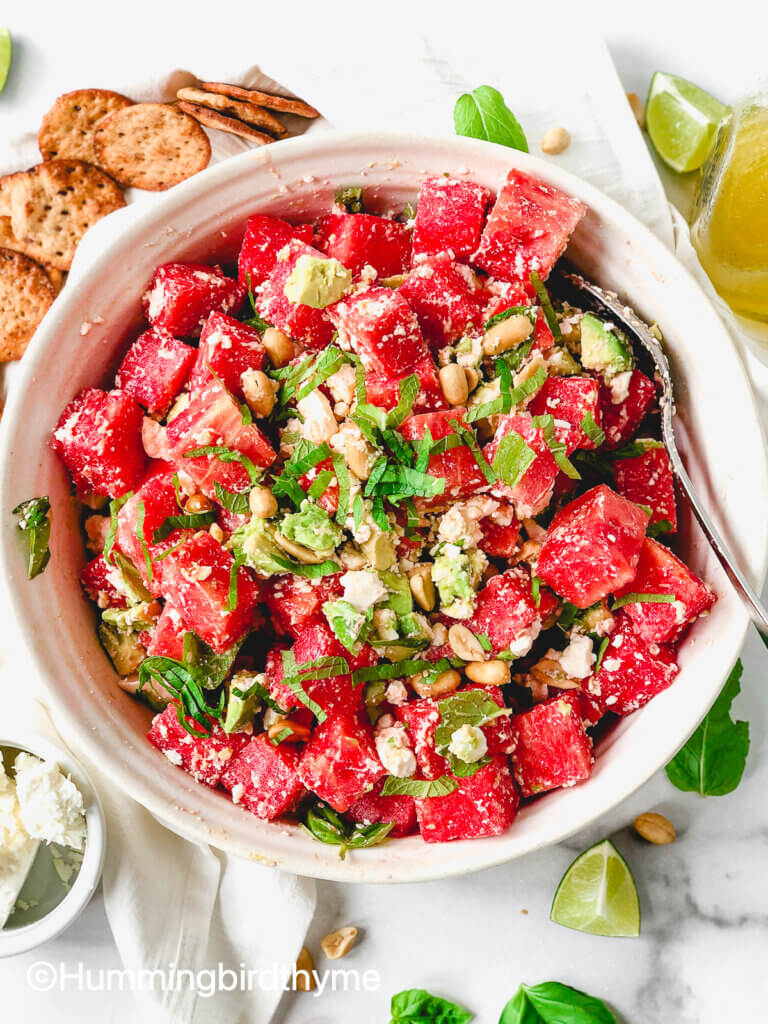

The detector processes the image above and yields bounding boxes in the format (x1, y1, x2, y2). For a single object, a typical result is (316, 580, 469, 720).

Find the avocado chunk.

(223, 671, 263, 734)
(322, 598, 372, 654)
(431, 544, 487, 620)
(280, 500, 343, 553)
(99, 620, 146, 677)
(579, 313, 634, 378)
(379, 570, 413, 616)
(229, 517, 286, 577)
(284, 254, 352, 309)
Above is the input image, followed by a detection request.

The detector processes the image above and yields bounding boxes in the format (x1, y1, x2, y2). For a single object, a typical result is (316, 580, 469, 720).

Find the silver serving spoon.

(550, 264, 768, 644)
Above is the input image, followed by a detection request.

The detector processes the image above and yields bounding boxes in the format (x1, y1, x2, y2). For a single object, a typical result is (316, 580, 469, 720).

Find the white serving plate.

(1, 133, 765, 883)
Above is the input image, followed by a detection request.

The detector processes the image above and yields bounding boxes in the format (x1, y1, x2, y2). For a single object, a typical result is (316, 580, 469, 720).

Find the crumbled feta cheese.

(13, 753, 86, 852)
(558, 634, 595, 679)
(375, 727, 416, 778)
(297, 390, 338, 444)
(326, 364, 356, 407)
(448, 724, 488, 763)
(341, 569, 388, 612)
(0, 761, 39, 928)
(385, 681, 409, 706)
(609, 370, 633, 405)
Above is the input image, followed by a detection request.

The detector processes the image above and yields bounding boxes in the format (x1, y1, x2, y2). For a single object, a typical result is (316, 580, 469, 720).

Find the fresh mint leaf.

(499, 982, 616, 1024)
(580, 412, 605, 448)
(381, 776, 458, 798)
(13, 496, 52, 579)
(302, 801, 393, 859)
(391, 988, 473, 1024)
(492, 431, 536, 488)
(103, 491, 133, 566)
(665, 660, 750, 796)
(152, 509, 216, 543)
(183, 444, 261, 485)
(214, 482, 251, 514)
(454, 85, 528, 152)
(529, 271, 562, 342)
(433, 690, 508, 754)
(138, 655, 226, 737)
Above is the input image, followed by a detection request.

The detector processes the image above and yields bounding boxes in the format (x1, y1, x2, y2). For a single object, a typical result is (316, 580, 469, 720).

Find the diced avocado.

(284, 254, 352, 309)
(112, 552, 153, 604)
(99, 620, 146, 676)
(322, 598, 371, 654)
(379, 571, 413, 616)
(280, 501, 343, 553)
(579, 314, 634, 378)
(223, 671, 263, 734)
(364, 679, 388, 725)
(102, 602, 157, 632)
(431, 544, 487, 620)
(229, 517, 286, 577)
(396, 611, 431, 652)
(545, 345, 581, 377)
(335, 185, 364, 214)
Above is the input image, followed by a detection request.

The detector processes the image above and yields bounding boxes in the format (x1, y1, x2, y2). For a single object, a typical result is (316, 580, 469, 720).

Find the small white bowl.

(0, 731, 106, 958)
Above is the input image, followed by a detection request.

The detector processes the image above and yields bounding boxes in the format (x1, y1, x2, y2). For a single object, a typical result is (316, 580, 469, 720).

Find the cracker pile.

(0, 81, 320, 363)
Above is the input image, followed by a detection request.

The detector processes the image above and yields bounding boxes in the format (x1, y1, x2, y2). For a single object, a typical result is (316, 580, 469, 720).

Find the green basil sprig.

(13, 496, 52, 579)
(499, 982, 616, 1023)
(454, 85, 528, 152)
(302, 802, 393, 860)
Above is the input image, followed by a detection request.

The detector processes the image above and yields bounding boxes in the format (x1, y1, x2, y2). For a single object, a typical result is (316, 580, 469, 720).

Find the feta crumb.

(609, 371, 633, 405)
(448, 724, 488, 763)
(558, 634, 595, 680)
(341, 569, 388, 613)
(13, 753, 86, 852)
(375, 727, 416, 778)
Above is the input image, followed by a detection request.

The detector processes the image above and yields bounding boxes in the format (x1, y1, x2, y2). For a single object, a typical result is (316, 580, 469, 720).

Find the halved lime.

(646, 71, 729, 174)
(0, 29, 11, 94)
(550, 838, 641, 937)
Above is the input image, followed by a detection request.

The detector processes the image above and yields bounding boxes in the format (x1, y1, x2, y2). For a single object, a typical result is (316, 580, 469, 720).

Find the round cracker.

(93, 103, 211, 191)
(39, 88, 134, 163)
(0, 248, 56, 361)
(0, 171, 27, 217)
(176, 101, 273, 145)
(10, 160, 126, 271)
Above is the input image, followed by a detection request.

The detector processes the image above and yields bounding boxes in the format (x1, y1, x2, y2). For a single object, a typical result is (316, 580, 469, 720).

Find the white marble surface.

(2, 3, 768, 1022)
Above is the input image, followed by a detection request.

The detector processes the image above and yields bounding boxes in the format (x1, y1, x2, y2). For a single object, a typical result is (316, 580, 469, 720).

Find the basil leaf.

(13, 496, 51, 579)
(611, 592, 675, 611)
(152, 509, 215, 543)
(529, 270, 562, 342)
(381, 776, 459, 798)
(665, 660, 749, 796)
(453, 85, 528, 152)
(391, 988, 472, 1023)
(214, 482, 251, 514)
(499, 981, 616, 1024)
(103, 491, 133, 566)
(433, 690, 508, 754)
(492, 431, 537, 487)
(138, 656, 225, 737)
(580, 412, 605, 448)
(183, 445, 261, 485)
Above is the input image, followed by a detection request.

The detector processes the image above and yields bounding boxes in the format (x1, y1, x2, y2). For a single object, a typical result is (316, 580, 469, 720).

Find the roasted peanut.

(482, 314, 533, 356)
(321, 926, 359, 960)
(294, 946, 316, 992)
(262, 327, 295, 368)
(410, 668, 461, 699)
(439, 363, 469, 406)
(626, 91, 646, 129)
(465, 660, 511, 685)
(185, 493, 213, 514)
(249, 486, 278, 519)
(634, 812, 676, 845)
(408, 563, 436, 612)
(209, 522, 224, 543)
(541, 125, 571, 155)
(448, 624, 486, 662)
(275, 532, 329, 564)
(464, 366, 480, 392)
(241, 368, 276, 418)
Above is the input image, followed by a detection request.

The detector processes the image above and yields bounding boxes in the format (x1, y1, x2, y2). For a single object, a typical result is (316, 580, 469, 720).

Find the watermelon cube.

(364, 353, 447, 413)
(412, 177, 492, 261)
(115, 327, 196, 418)
(589, 611, 679, 715)
(298, 712, 387, 812)
(80, 554, 126, 609)
(220, 734, 306, 820)
(599, 370, 656, 447)
(536, 485, 648, 608)
(147, 704, 250, 786)
(263, 572, 343, 640)
(159, 531, 261, 653)
(614, 537, 715, 643)
(142, 262, 245, 337)
(188, 312, 266, 399)
(463, 682, 516, 755)
(613, 445, 677, 532)
(466, 569, 540, 655)
(398, 254, 485, 349)
(415, 757, 519, 843)
(399, 409, 488, 502)
(52, 387, 146, 498)
(554, 688, 604, 728)
(484, 412, 559, 518)
(315, 212, 411, 278)
(510, 697, 594, 797)
(528, 376, 603, 450)
(396, 699, 447, 780)
(255, 239, 336, 351)
(330, 286, 428, 376)
(145, 601, 186, 659)
(347, 779, 417, 838)
(238, 213, 314, 286)
(472, 169, 586, 282)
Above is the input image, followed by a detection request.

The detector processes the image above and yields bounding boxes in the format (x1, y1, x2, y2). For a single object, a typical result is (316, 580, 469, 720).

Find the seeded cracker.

(176, 87, 288, 137)
(10, 160, 126, 271)
(38, 89, 134, 163)
(93, 103, 211, 191)
(0, 248, 56, 361)
(200, 81, 320, 119)
(176, 102, 274, 146)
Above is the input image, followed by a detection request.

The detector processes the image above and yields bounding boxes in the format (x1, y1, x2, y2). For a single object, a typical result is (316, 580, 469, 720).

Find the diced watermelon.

(463, 682, 516, 755)
(347, 778, 417, 838)
(599, 370, 656, 447)
(52, 387, 146, 498)
(298, 712, 387, 812)
(483, 280, 554, 350)
(145, 601, 186, 659)
(510, 697, 594, 797)
(298, 457, 339, 515)
(165, 381, 275, 498)
(159, 531, 261, 653)
(238, 213, 314, 286)
(537, 485, 648, 608)
(479, 511, 520, 559)
(484, 412, 559, 518)
(220, 734, 306, 820)
(415, 756, 518, 843)
(528, 376, 603, 450)
(554, 688, 604, 728)
(466, 569, 540, 655)
(188, 312, 266, 399)
(589, 611, 679, 715)
(472, 169, 586, 282)
(398, 254, 485, 349)
(80, 554, 126, 609)
(142, 263, 245, 337)
(412, 177, 492, 262)
(396, 699, 447, 780)
(399, 408, 488, 502)
(115, 328, 196, 418)
(255, 239, 335, 351)
(315, 212, 411, 278)
(330, 286, 428, 376)
(147, 704, 250, 786)
(262, 572, 343, 640)
(614, 537, 715, 643)
(364, 354, 447, 413)
(613, 446, 677, 532)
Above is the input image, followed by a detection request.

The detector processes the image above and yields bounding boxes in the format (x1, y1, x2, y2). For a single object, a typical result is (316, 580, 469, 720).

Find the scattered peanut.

(482, 314, 533, 356)
(634, 812, 676, 845)
(448, 623, 486, 662)
(528, 655, 580, 690)
(361, 532, 397, 571)
(267, 718, 311, 742)
(541, 125, 571, 155)
(321, 926, 359, 960)
(439, 363, 469, 406)
(249, 486, 278, 519)
(408, 563, 436, 612)
(411, 668, 461, 699)
(464, 366, 480, 393)
(626, 91, 646, 129)
(185, 493, 213, 514)
(275, 532, 329, 564)
(465, 659, 511, 685)
(241, 368, 276, 418)
(294, 946, 316, 992)
(342, 428, 373, 480)
(262, 326, 295, 368)
(339, 544, 369, 570)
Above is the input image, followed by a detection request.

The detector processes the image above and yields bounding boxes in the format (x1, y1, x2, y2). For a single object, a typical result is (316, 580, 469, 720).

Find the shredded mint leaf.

(530, 414, 581, 480)
(484, 304, 537, 331)
(152, 509, 216, 543)
(227, 551, 245, 611)
(580, 412, 606, 448)
(331, 452, 351, 525)
(13, 496, 52, 579)
(296, 346, 347, 401)
(611, 592, 675, 610)
(352, 493, 364, 532)
(302, 801, 393, 859)
(382, 776, 459, 798)
(647, 518, 674, 538)
(448, 419, 497, 485)
(138, 656, 225, 737)
(183, 445, 261, 485)
(492, 431, 537, 488)
(103, 491, 133, 566)
(271, 554, 340, 578)
(214, 482, 251, 514)
(665, 660, 750, 796)
(529, 270, 562, 342)
(281, 650, 327, 722)
(306, 469, 334, 501)
(594, 635, 610, 674)
(135, 500, 153, 584)
(433, 690, 508, 754)
(499, 981, 616, 1024)
(243, 273, 272, 332)
(351, 658, 435, 686)
(454, 85, 528, 152)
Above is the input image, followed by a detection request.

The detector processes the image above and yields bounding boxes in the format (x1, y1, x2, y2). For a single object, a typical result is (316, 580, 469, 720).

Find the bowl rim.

(1, 130, 766, 883)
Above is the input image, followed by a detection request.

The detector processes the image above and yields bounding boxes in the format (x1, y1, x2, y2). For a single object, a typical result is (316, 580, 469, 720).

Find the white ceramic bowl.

(1, 133, 766, 883)
(0, 731, 106, 957)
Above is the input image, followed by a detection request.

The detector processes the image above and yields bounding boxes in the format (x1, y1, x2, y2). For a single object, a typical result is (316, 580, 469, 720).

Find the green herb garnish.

(611, 592, 675, 610)
(454, 85, 528, 151)
(381, 776, 459, 798)
(491, 431, 536, 487)
(302, 801, 393, 859)
(183, 445, 261, 485)
(13, 496, 52, 579)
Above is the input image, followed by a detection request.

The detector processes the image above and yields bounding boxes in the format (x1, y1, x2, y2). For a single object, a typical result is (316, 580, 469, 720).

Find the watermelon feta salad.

(50, 167, 715, 851)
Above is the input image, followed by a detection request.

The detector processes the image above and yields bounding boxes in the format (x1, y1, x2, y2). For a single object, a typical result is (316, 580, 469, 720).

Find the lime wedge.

(550, 838, 641, 937)
(0, 28, 11, 94)
(646, 71, 729, 174)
